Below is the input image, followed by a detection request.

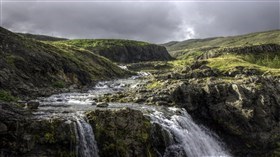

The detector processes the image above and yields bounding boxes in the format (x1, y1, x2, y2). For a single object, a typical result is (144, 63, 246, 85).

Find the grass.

(0, 26, 129, 99)
(167, 51, 200, 68)
(0, 90, 18, 102)
(48, 42, 128, 81)
(164, 30, 280, 58)
(146, 80, 164, 89)
(207, 54, 280, 76)
(52, 81, 65, 88)
(242, 53, 280, 68)
(53, 39, 151, 51)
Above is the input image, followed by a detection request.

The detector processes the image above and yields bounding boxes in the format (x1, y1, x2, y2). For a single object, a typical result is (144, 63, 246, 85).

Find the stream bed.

(33, 74, 231, 157)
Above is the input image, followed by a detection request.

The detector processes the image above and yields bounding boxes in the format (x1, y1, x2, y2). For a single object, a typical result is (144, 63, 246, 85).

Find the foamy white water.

(75, 112, 99, 157)
(149, 108, 232, 157)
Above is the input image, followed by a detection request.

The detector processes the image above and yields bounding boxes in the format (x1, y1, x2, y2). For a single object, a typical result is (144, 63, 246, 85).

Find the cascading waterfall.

(38, 75, 231, 157)
(75, 112, 99, 157)
(149, 108, 231, 157)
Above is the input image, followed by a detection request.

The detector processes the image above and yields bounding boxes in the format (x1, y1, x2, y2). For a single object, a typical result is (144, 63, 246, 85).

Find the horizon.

(1, 0, 279, 43)
(10, 28, 280, 44)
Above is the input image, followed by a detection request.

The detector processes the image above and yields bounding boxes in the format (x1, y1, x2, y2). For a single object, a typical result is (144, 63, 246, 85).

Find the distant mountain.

(17, 33, 68, 41)
(0, 27, 129, 99)
(53, 39, 173, 63)
(163, 30, 280, 58)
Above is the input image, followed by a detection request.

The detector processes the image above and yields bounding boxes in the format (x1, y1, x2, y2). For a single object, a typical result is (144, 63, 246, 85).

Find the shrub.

(52, 81, 65, 88)
(0, 90, 18, 102)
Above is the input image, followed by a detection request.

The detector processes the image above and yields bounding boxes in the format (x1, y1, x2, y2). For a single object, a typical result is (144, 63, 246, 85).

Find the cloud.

(1, 0, 279, 43)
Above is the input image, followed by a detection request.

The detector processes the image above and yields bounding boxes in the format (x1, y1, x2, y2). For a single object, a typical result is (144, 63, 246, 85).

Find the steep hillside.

(17, 33, 68, 41)
(163, 30, 280, 58)
(0, 27, 129, 99)
(53, 39, 172, 63)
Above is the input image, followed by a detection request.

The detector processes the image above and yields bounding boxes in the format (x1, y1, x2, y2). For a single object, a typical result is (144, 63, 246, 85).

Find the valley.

(0, 27, 279, 157)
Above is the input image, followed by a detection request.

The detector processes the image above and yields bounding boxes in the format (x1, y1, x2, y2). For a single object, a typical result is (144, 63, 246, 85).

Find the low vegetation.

(0, 90, 18, 102)
(53, 39, 150, 50)
(163, 30, 280, 58)
(0, 27, 129, 98)
(207, 54, 280, 76)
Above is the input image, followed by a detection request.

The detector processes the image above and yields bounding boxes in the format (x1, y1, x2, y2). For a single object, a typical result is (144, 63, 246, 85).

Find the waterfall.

(149, 108, 231, 157)
(75, 113, 99, 157)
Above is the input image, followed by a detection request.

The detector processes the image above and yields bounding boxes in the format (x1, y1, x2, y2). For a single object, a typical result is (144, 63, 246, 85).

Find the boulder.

(0, 122, 8, 133)
(96, 102, 109, 108)
(26, 101, 40, 109)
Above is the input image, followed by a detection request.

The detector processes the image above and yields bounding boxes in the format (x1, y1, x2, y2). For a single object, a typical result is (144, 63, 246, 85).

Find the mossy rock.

(86, 108, 157, 157)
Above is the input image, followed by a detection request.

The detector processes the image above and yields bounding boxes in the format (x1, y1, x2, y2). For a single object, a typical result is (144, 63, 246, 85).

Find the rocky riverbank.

(97, 71, 280, 157)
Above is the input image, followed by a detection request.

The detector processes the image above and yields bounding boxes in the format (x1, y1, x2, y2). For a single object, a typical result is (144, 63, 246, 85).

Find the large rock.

(86, 108, 159, 157)
(170, 77, 280, 156)
(0, 102, 76, 156)
(96, 102, 109, 108)
(26, 100, 40, 109)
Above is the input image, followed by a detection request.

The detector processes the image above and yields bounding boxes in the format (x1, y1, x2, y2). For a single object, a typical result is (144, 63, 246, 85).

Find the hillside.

(17, 33, 68, 41)
(0, 27, 129, 99)
(53, 39, 172, 63)
(163, 30, 280, 58)
(159, 30, 280, 76)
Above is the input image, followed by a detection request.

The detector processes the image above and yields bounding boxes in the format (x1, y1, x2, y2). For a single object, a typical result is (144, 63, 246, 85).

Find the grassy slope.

(164, 30, 280, 57)
(52, 39, 151, 52)
(51, 39, 172, 63)
(163, 30, 280, 76)
(0, 27, 128, 100)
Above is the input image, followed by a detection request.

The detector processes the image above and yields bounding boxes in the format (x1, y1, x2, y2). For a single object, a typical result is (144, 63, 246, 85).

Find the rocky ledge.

(97, 74, 280, 157)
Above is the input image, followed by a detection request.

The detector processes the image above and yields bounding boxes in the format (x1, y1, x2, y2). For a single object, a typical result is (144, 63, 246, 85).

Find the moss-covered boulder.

(86, 108, 157, 157)
(0, 102, 77, 157)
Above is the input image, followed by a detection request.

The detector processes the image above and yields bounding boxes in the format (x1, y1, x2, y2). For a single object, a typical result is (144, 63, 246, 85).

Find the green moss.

(168, 59, 192, 68)
(146, 80, 164, 89)
(86, 109, 156, 157)
(52, 81, 65, 88)
(44, 132, 55, 144)
(5, 55, 25, 65)
(53, 39, 151, 51)
(0, 90, 18, 102)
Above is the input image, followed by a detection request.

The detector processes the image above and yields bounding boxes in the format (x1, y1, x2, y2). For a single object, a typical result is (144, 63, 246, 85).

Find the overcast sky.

(1, 0, 279, 43)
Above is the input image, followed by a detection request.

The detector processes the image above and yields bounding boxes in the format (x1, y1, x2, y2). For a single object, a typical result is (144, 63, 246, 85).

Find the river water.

(34, 73, 231, 157)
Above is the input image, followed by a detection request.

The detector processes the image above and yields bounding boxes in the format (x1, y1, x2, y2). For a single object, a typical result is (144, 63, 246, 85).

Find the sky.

(1, 0, 279, 43)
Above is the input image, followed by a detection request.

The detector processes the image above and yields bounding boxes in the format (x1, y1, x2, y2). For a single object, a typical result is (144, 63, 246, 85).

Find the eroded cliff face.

(53, 39, 173, 64)
(94, 44, 172, 63)
(172, 77, 280, 157)
(0, 103, 77, 157)
(97, 74, 280, 156)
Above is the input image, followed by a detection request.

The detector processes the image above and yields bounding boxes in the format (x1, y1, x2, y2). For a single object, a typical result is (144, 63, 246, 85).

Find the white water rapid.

(75, 112, 99, 157)
(149, 107, 231, 157)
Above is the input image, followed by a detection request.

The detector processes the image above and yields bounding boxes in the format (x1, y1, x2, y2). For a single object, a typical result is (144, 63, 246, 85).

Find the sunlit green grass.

(207, 54, 280, 76)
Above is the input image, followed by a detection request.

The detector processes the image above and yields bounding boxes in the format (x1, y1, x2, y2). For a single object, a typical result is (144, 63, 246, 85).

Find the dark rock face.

(95, 44, 172, 63)
(86, 108, 159, 157)
(100, 75, 280, 156)
(0, 102, 76, 157)
(219, 44, 280, 55)
(170, 77, 280, 156)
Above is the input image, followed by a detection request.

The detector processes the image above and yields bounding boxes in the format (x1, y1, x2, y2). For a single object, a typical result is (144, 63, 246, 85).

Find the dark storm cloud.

(1, 0, 279, 43)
